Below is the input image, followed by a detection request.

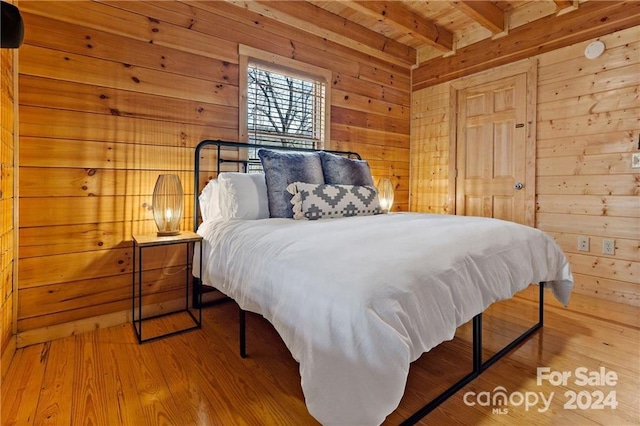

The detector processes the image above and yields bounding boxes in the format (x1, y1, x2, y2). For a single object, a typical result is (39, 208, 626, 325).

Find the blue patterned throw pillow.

(287, 182, 382, 220)
(319, 151, 374, 186)
(258, 149, 324, 218)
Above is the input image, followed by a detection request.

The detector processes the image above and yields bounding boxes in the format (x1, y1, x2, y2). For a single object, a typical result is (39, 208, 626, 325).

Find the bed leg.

(192, 277, 201, 308)
(239, 308, 247, 358)
(473, 314, 482, 373)
(539, 282, 544, 326)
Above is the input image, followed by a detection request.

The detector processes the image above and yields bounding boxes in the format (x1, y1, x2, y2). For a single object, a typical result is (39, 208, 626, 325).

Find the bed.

(192, 140, 573, 425)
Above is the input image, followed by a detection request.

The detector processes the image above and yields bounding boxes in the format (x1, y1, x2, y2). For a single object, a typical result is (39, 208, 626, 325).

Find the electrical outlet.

(602, 239, 615, 255)
(632, 153, 640, 169)
(578, 236, 590, 252)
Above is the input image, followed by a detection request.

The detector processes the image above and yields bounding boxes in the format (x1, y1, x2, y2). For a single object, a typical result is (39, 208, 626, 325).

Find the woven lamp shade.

(377, 178, 394, 213)
(152, 174, 184, 236)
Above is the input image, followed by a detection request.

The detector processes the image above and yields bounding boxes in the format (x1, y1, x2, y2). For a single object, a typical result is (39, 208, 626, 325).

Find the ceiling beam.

(554, 0, 575, 11)
(554, 0, 579, 16)
(349, 1, 453, 52)
(224, 0, 416, 67)
(413, 1, 640, 90)
(453, 1, 505, 34)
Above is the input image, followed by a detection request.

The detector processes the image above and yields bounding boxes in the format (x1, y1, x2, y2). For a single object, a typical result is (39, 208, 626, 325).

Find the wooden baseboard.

(15, 290, 227, 348)
(17, 310, 128, 348)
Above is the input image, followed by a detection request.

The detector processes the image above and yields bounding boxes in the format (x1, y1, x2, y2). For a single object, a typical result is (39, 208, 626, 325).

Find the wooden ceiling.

(226, 1, 640, 86)
(310, 0, 551, 63)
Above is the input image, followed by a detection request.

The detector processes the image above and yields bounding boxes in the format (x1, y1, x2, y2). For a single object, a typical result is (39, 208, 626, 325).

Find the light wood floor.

(2, 287, 639, 425)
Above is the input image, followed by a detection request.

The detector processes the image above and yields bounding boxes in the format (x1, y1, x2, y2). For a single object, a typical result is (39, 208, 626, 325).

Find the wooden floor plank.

(154, 318, 262, 426)
(107, 323, 184, 426)
(159, 313, 315, 425)
(1, 292, 639, 425)
(1, 344, 47, 425)
(146, 324, 220, 426)
(71, 332, 111, 425)
(100, 326, 150, 426)
(33, 338, 75, 425)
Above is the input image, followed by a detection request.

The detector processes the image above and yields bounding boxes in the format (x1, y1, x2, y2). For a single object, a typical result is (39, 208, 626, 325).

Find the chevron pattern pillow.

(287, 182, 382, 220)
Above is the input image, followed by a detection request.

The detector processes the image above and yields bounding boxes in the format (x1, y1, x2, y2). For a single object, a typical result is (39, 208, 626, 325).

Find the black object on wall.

(1, 1, 24, 48)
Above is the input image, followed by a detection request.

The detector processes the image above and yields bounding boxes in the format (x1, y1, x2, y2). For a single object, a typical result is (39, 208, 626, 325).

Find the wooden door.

(455, 73, 529, 224)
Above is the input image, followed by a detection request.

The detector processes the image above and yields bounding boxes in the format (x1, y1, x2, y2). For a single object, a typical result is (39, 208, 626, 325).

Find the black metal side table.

(132, 231, 203, 343)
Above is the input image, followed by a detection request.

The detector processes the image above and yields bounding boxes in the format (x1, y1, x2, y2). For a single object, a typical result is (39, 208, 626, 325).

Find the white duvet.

(195, 213, 573, 425)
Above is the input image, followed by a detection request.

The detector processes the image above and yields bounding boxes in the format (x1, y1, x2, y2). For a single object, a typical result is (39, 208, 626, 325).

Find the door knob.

(514, 182, 524, 190)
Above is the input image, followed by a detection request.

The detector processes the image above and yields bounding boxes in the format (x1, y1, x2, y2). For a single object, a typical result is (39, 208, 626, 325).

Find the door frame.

(448, 58, 538, 227)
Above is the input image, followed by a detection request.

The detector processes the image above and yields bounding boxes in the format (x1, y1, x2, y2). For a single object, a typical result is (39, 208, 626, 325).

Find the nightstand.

(132, 231, 203, 343)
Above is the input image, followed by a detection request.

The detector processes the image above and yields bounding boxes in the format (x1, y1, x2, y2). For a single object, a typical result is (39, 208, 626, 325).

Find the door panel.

(455, 73, 528, 224)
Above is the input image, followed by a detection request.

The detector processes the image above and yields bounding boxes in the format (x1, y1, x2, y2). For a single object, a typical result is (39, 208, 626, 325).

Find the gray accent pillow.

(287, 182, 381, 220)
(319, 151, 374, 186)
(258, 149, 324, 218)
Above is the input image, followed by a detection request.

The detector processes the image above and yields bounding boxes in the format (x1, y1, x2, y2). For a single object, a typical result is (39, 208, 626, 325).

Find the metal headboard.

(193, 139, 362, 231)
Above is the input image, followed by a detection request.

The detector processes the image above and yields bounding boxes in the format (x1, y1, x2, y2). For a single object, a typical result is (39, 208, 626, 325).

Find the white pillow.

(199, 179, 218, 221)
(218, 172, 269, 220)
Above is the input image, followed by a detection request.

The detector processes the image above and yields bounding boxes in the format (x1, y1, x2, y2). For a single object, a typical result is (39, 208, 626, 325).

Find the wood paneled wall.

(1, 43, 17, 375)
(411, 25, 640, 306)
(15, 1, 410, 345)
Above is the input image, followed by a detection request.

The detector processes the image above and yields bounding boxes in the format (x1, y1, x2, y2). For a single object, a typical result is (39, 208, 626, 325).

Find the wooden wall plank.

(538, 64, 640, 104)
(333, 73, 410, 106)
(538, 41, 639, 85)
(537, 194, 640, 218)
(537, 86, 640, 123)
(332, 106, 410, 134)
(21, 12, 239, 85)
(17, 291, 186, 335)
(537, 132, 636, 158)
(547, 231, 638, 263)
(536, 213, 639, 240)
(20, 108, 239, 148)
(19, 195, 194, 228)
(566, 253, 638, 285)
(19, 248, 131, 290)
(19, 168, 194, 198)
(536, 174, 639, 196)
(21, 1, 239, 63)
(537, 152, 640, 176)
(20, 76, 239, 129)
(331, 124, 409, 149)
(0, 39, 16, 378)
(19, 222, 153, 258)
(332, 89, 407, 120)
(570, 273, 640, 307)
(537, 107, 639, 140)
(19, 44, 239, 106)
(19, 268, 188, 320)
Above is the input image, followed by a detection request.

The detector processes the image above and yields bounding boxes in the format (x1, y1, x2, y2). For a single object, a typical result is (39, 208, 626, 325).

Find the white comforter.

(195, 213, 573, 425)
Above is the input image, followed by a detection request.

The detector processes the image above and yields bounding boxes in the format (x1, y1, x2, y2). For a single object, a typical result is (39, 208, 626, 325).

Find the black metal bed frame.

(193, 139, 545, 425)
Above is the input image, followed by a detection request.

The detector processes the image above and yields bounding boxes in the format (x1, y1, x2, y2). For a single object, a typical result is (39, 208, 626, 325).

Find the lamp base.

(157, 230, 181, 236)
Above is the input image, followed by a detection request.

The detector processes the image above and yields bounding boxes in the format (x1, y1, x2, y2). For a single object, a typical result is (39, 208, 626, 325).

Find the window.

(247, 63, 325, 149)
(240, 46, 331, 171)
